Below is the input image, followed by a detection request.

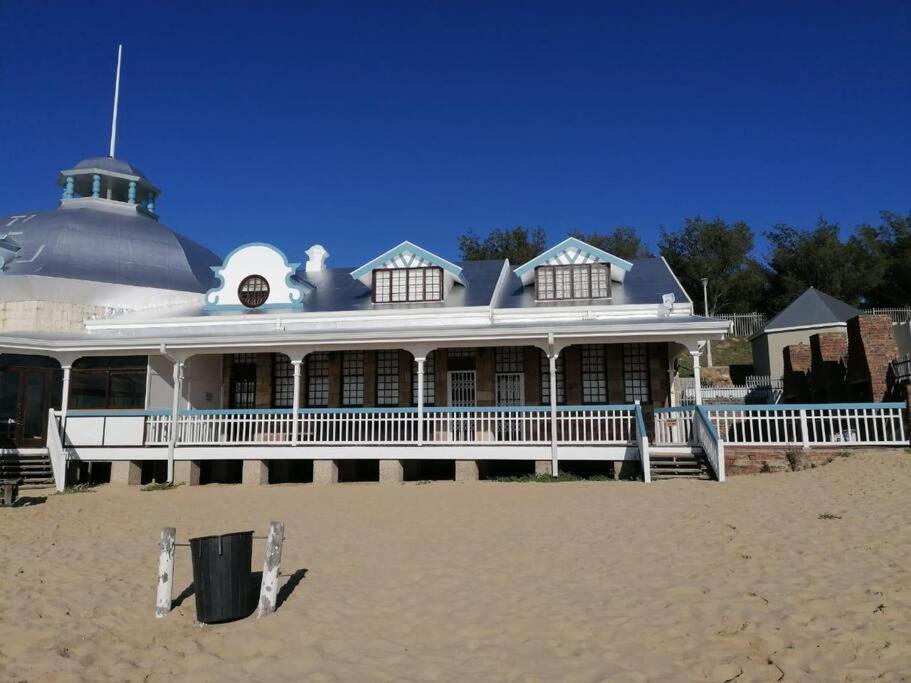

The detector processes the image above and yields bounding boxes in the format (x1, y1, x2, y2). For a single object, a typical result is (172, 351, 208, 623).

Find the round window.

(238, 275, 270, 308)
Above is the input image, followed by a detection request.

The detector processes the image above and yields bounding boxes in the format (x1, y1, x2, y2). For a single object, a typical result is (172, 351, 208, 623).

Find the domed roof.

(72, 156, 146, 177)
(0, 203, 220, 293)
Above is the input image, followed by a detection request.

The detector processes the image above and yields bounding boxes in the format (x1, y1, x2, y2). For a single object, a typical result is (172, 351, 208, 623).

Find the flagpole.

(109, 44, 123, 158)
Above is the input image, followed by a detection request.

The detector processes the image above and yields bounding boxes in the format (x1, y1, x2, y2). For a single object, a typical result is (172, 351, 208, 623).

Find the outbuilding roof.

(757, 288, 859, 336)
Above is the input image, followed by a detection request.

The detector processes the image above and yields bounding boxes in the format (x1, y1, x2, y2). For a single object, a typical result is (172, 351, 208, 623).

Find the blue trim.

(67, 410, 171, 417)
(513, 237, 634, 278)
(695, 405, 720, 440)
(634, 403, 648, 437)
(205, 242, 309, 309)
(349, 240, 466, 285)
(299, 407, 418, 415)
(180, 408, 293, 416)
(654, 406, 695, 414)
(701, 402, 906, 411)
(201, 303, 308, 313)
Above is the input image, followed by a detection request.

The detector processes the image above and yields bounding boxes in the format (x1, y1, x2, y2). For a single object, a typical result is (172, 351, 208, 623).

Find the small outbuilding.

(750, 288, 859, 381)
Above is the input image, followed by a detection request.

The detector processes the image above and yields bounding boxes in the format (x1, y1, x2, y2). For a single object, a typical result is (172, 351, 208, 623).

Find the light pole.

(701, 277, 713, 367)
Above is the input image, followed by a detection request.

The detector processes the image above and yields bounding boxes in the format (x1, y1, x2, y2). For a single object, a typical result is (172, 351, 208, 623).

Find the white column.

(291, 359, 303, 445)
(549, 352, 559, 477)
(667, 347, 677, 408)
(167, 360, 184, 484)
(690, 348, 703, 405)
(416, 357, 425, 446)
(59, 365, 72, 439)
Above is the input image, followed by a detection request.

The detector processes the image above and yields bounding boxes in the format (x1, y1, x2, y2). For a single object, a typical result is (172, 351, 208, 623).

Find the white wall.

(145, 355, 223, 410)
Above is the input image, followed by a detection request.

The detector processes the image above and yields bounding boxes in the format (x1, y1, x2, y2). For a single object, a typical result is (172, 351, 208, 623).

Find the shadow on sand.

(171, 567, 308, 615)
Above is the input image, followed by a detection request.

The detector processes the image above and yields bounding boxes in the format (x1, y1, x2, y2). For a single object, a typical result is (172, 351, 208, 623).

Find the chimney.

(305, 244, 329, 272)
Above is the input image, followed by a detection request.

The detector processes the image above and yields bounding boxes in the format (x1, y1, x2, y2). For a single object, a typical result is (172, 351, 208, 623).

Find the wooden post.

(257, 521, 285, 618)
(155, 527, 176, 618)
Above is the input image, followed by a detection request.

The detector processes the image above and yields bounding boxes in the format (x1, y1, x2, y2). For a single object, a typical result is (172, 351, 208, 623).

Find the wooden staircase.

(0, 449, 54, 488)
(649, 446, 713, 480)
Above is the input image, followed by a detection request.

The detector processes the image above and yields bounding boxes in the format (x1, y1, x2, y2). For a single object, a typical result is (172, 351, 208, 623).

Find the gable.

(205, 243, 310, 310)
(513, 237, 634, 286)
(350, 240, 466, 288)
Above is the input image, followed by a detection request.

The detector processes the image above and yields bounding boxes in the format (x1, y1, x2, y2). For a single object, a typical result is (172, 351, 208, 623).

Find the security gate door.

(495, 373, 524, 406)
(447, 370, 477, 407)
(447, 370, 476, 441)
(495, 373, 525, 441)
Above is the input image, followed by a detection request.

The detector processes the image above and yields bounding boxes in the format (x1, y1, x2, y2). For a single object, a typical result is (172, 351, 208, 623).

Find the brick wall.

(808, 331, 848, 402)
(846, 315, 898, 401)
(782, 343, 811, 402)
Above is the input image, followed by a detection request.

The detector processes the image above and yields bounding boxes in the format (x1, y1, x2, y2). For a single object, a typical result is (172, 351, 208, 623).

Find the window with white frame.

(306, 352, 329, 407)
(373, 267, 443, 303)
(535, 264, 610, 301)
(540, 351, 566, 405)
(376, 351, 400, 405)
(412, 351, 436, 405)
(342, 351, 365, 406)
(581, 344, 608, 404)
(622, 343, 650, 403)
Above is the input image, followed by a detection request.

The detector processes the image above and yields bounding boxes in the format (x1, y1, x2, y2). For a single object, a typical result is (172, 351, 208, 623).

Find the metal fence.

(711, 313, 766, 337)
(861, 308, 911, 324)
(712, 308, 911, 337)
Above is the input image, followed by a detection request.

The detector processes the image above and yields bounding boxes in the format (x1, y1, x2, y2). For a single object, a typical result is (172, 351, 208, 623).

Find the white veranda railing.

(68, 405, 638, 448)
(693, 405, 725, 481)
(655, 403, 907, 448)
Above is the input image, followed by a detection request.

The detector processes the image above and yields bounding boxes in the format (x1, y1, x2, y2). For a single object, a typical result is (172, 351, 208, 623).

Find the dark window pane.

(70, 372, 110, 409)
(109, 371, 146, 408)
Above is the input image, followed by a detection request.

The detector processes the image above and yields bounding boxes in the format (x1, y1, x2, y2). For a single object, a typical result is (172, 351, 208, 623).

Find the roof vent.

(305, 244, 329, 272)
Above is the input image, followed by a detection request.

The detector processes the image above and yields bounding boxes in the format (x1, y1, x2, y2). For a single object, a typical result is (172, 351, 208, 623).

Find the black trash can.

(189, 530, 256, 623)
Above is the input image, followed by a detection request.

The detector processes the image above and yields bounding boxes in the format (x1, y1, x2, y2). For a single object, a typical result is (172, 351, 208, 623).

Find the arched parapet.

(205, 243, 311, 311)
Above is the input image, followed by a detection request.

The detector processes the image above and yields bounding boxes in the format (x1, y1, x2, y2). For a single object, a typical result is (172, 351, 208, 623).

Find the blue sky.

(1, 1, 908, 265)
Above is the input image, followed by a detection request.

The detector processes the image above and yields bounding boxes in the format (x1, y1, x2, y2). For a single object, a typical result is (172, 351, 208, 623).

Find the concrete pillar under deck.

(379, 459, 404, 484)
(242, 460, 269, 485)
(455, 460, 479, 482)
(614, 460, 642, 480)
(313, 459, 338, 484)
(110, 460, 141, 485)
(535, 460, 553, 476)
(174, 460, 201, 486)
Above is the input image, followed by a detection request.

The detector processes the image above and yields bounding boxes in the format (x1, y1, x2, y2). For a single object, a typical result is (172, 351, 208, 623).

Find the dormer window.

(535, 263, 610, 301)
(373, 267, 443, 303)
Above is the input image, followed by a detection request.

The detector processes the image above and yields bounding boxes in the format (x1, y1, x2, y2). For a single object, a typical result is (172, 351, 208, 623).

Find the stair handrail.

(634, 401, 651, 483)
(693, 405, 725, 482)
(46, 409, 67, 492)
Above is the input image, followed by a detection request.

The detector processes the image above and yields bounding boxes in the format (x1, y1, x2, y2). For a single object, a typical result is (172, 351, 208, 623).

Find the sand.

(2, 450, 911, 682)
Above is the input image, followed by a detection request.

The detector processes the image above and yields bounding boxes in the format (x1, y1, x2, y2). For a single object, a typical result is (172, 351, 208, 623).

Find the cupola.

(58, 156, 161, 218)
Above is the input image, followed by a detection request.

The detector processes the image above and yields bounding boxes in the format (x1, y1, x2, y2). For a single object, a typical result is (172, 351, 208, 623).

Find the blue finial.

(62, 176, 75, 200)
(92, 174, 101, 198)
(128, 181, 137, 204)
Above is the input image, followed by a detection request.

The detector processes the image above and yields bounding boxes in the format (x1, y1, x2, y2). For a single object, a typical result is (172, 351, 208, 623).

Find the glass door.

(19, 370, 51, 447)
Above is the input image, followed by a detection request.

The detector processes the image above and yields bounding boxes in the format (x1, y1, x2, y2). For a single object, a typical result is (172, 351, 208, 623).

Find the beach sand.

(2, 450, 911, 682)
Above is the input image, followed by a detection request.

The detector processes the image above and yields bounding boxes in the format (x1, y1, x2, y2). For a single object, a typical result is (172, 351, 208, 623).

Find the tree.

(658, 216, 766, 314)
(764, 218, 877, 312)
(570, 227, 653, 260)
(458, 226, 548, 264)
(852, 211, 911, 307)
